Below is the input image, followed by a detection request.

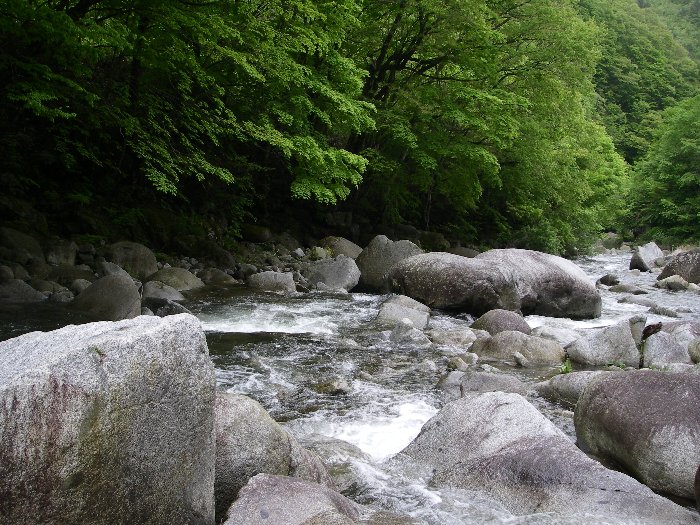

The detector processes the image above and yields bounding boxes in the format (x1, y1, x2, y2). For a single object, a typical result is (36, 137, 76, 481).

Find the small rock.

(389, 318, 432, 348)
(689, 338, 700, 364)
(471, 309, 531, 336)
(609, 283, 647, 294)
(650, 305, 680, 318)
(597, 274, 620, 286)
(655, 275, 690, 291)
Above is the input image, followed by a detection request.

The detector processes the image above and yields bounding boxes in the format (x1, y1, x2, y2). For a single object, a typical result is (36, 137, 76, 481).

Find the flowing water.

(188, 253, 700, 524)
(1, 253, 698, 523)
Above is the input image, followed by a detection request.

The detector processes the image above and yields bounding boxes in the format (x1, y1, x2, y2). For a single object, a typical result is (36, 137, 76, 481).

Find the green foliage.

(578, 0, 699, 162)
(560, 358, 573, 374)
(626, 94, 700, 244)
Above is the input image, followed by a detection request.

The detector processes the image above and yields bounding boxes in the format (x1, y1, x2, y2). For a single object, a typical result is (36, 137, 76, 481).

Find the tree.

(626, 94, 700, 244)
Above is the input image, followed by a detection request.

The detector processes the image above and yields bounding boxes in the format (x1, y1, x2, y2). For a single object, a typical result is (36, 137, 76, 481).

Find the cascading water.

(188, 252, 699, 523)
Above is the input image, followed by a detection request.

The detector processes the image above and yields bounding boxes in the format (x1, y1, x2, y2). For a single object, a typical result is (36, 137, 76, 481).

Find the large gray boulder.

(71, 274, 141, 321)
(215, 393, 333, 522)
(142, 280, 186, 302)
(642, 331, 692, 368)
(198, 268, 237, 285)
(575, 370, 700, 502)
(399, 392, 698, 524)
(0, 314, 215, 525)
(246, 271, 296, 293)
(319, 236, 362, 259)
(147, 267, 204, 291)
(222, 474, 359, 525)
(439, 370, 527, 400)
(0, 227, 45, 264)
(629, 241, 664, 272)
(471, 309, 531, 335)
(355, 235, 422, 292)
(0, 279, 46, 303)
(470, 331, 565, 367)
(376, 295, 430, 330)
(534, 371, 611, 407)
(105, 241, 158, 280)
(566, 317, 642, 368)
(302, 256, 360, 291)
(659, 248, 700, 283)
(389, 249, 601, 319)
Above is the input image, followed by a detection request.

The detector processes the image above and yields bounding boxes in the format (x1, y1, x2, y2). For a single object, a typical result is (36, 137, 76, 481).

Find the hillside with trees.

(1, 0, 698, 254)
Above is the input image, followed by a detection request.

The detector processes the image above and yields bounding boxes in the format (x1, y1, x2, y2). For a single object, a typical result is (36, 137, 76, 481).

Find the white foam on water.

(313, 398, 438, 462)
(199, 304, 339, 334)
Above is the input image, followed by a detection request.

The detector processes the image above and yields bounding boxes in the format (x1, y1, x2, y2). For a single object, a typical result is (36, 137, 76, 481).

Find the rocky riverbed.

(1, 228, 699, 524)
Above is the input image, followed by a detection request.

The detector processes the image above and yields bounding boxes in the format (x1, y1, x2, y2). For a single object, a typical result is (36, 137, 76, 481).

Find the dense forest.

(0, 0, 698, 254)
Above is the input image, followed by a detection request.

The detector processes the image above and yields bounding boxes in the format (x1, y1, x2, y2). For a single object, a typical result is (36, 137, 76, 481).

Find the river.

(188, 252, 699, 523)
(0, 252, 697, 523)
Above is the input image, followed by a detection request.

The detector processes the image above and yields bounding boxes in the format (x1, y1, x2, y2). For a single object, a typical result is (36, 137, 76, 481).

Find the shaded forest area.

(1, 0, 698, 255)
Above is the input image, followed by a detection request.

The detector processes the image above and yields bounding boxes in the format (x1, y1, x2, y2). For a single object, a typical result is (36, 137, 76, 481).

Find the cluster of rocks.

(0, 315, 414, 525)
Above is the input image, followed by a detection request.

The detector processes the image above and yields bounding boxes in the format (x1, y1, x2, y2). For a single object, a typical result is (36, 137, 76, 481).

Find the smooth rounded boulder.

(471, 309, 531, 335)
(70, 273, 141, 321)
(376, 295, 430, 330)
(355, 235, 422, 293)
(398, 392, 699, 524)
(389, 249, 601, 319)
(319, 236, 362, 259)
(302, 256, 360, 291)
(146, 267, 204, 291)
(214, 393, 333, 522)
(222, 474, 359, 525)
(246, 271, 296, 293)
(105, 241, 158, 280)
(470, 331, 565, 367)
(575, 370, 700, 502)
(658, 248, 700, 283)
(0, 279, 46, 303)
(0, 314, 215, 525)
(534, 370, 612, 407)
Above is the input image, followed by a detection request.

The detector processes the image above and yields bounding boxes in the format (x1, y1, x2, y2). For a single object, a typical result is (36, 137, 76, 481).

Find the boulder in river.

(566, 317, 643, 368)
(439, 370, 527, 400)
(247, 271, 296, 293)
(658, 247, 700, 284)
(389, 249, 601, 319)
(146, 267, 204, 291)
(70, 273, 141, 321)
(642, 331, 693, 368)
(470, 308, 531, 335)
(198, 267, 237, 285)
(104, 241, 158, 280)
(575, 370, 700, 502)
(0, 279, 46, 303)
(222, 474, 359, 525)
(376, 295, 430, 330)
(319, 236, 362, 259)
(302, 256, 360, 292)
(655, 274, 690, 291)
(355, 235, 423, 293)
(0, 314, 215, 525)
(0, 226, 45, 265)
(398, 392, 699, 524)
(142, 280, 185, 302)
(629, 241, 664, 272)
(534, 370, 612, 407)
(214, 393, 333, 523)
(470, 331, 565, 367)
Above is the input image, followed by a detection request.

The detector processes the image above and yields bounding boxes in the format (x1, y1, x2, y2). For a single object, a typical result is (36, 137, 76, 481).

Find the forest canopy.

(0, 0, 698, 253)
